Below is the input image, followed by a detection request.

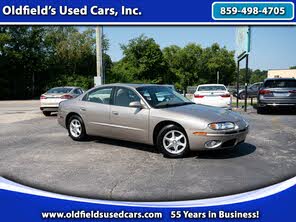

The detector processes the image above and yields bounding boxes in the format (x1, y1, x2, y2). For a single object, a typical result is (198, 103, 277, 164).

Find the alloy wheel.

(69, 119, 82, 138)
(162, 130, 187, 155)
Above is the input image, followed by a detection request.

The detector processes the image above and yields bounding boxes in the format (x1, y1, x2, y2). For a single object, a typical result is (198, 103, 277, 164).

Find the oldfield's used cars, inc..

(58, 84, 249, 158)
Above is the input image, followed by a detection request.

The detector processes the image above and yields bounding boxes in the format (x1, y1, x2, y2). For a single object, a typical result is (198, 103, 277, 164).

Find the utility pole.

(217, 71, 219, 84)
(95, 26, 103, 86)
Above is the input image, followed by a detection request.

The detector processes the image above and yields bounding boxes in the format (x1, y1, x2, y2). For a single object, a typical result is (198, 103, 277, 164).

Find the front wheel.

(157, 125, 189, 158)
(67, 115, 87, 141)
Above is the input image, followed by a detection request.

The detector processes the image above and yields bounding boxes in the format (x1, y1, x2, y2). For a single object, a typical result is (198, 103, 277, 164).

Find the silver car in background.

(40, 87, 84, 116)
(58, 84, 249, 158)
(257, 78, 296, 114)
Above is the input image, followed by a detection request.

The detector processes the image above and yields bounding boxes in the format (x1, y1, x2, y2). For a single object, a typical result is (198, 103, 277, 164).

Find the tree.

(163, 43, 236, 91)
(112, 35, 170, 84)
(290, 66, 296, 69)
(0, 26, 112, 99)
(202, 43, 236, 85)
(163, 43, 204, 91)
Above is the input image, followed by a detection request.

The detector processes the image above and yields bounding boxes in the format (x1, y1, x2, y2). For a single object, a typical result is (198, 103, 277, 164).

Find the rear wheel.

(157, 124, 189, 158)
(67, 115, 87, 141)
(42, 111, 51, 116)
(239, 92, 246, 100)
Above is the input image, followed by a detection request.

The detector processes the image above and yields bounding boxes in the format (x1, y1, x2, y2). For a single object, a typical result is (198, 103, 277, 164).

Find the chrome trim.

(90, 122, 145, 132)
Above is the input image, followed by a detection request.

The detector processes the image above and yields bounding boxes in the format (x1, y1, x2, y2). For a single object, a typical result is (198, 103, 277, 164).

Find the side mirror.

(129, 101, 142, 108)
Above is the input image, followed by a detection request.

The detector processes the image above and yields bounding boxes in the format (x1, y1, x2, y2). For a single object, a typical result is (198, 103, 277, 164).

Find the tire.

(239, 92, 246, 100)
(157, 124, 189, 158)
(67, 115, 87, 141)
(42, 111, 51, 116)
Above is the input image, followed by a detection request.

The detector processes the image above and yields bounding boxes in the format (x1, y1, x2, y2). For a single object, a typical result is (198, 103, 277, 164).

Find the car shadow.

(90, 136, 159, 154)
(90, 136, 255, 159)
(192, 143, 256, 159)
(253, 105, 296, 115)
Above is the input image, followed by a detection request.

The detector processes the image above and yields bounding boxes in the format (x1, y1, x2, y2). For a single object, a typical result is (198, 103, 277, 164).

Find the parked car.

(192, 84, 232, 109)
(40, 87, 84, 116)
(58, 84, 249, 158)
(257, 78, 296, 114)
(233, 82, 263, 99)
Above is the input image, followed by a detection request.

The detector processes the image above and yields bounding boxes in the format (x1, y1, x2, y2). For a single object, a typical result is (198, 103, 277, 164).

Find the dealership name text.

(2, 5, 142, 16)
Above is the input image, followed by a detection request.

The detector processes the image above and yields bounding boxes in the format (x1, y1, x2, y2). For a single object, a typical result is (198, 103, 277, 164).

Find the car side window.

(114, 88, 140, 107)
(73, 89, 82, 95)
(83, 87, 113, 104)
(250, 84, 258, 90)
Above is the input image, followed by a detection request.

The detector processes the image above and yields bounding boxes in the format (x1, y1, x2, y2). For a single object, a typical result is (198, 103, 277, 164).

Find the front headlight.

(208, 122, 235, 130)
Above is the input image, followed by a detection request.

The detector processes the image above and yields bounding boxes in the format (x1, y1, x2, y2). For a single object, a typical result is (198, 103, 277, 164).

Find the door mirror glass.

(129, 101, 142, 108)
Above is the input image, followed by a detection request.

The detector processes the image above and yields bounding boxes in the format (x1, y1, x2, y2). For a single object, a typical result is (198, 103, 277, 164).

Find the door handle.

(80, 107, 86, 111)
(112, 111, 119, 115)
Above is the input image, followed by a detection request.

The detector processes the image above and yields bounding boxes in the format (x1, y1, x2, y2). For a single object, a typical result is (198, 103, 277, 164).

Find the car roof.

(95, 83, 172, 89)
(265, 78, 295, 81)
(197, 84, 226, 87)
(51, 86, 78, 89)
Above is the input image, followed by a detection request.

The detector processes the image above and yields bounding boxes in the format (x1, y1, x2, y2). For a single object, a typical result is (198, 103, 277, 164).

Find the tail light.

(40, 95, 46, 99)
(61, 94, 73, 99)
(259, 89, 271, 95)
(220, 94, 230, 98)
(289, 90, 296, 93)
(194, 95, 204, 98)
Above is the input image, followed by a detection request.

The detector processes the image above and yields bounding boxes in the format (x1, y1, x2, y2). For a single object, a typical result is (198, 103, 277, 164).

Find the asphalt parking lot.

(0, 100, 296, 201)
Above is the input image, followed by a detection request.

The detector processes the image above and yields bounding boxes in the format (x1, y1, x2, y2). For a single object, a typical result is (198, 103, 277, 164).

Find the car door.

(248, 84, 259, 97)
(110, 87, 150, 144)
(79, 87, 114, 136)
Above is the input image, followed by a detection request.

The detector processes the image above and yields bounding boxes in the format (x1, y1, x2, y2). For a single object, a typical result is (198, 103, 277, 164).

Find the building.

(267, 69, 296, 78)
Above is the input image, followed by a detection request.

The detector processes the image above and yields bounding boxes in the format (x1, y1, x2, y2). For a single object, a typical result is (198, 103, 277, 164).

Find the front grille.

(222, 139, 236, 148)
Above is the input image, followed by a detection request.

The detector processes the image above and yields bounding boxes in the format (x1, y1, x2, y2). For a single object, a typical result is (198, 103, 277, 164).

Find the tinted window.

(114, 88, 140, 107)
(264, 79, 296, 88)
(137, 86, 192, 108)
(47, 87, 73, 94)
(250, 84, 260, 90)
(73, 88, 83, 94)
(198, 86, 226, 91)
(83, 87, 112, 104)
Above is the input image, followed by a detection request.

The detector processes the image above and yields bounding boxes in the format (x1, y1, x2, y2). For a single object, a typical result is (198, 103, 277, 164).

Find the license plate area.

(273, 92, 289, 97)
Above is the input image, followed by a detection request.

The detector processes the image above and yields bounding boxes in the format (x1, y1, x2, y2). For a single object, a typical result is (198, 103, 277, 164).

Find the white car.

(40, 87, 84, 116)
(192, 84, 232, 109)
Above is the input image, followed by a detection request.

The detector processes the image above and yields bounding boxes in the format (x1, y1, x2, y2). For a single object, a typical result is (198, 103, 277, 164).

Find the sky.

(100, 26, 296, 70)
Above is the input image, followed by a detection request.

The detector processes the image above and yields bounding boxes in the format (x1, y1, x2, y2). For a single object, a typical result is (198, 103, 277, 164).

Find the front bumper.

(188, 128, 248, 151)
(258, 100, 296, 108)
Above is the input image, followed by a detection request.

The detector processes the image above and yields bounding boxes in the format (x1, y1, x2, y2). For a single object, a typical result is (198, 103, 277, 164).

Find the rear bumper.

(188, 128, 248, 151)
(258, 99, 296, 107)
(192, 99, 232, 109)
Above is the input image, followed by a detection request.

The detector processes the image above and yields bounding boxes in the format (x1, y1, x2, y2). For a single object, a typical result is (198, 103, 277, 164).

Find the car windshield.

(47, 87, 73, 94)
(137, 86, 193, 108)
(198, 86, 226, 91)
(264, 79, 296, 88)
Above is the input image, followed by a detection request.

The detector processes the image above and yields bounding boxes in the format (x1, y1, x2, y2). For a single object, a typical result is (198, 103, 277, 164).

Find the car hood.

(162, 104, 244, 123)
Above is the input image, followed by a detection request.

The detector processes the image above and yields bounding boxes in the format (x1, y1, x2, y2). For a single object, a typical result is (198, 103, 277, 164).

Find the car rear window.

(47, 87, 73, 94)
(198, 86, 226, 91)
(264, 79, 296, 88)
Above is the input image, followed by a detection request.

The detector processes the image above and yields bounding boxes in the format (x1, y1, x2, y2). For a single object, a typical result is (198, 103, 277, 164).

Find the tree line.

(1, 26, 270, 99)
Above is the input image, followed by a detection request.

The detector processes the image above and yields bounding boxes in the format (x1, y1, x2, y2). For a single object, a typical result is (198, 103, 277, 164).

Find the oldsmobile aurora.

(58, 84, 249, 158)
